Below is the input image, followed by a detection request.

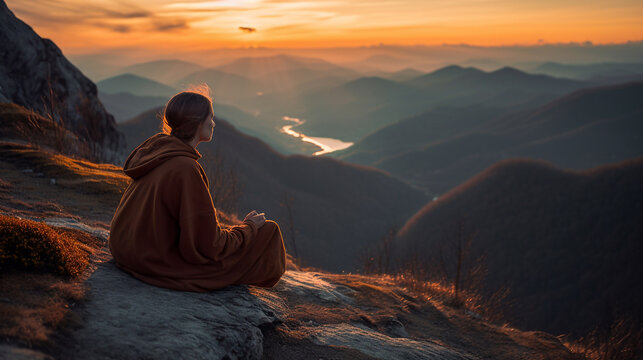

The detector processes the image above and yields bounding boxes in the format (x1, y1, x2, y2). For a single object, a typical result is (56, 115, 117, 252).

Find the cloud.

(239, 26, 256, 33)
(102, 9, 151, 19)
(266, 23, 302, 32)
(153, 18, 190, 31)
(92, 21, 132, 33)
(9, 0, 152, 21)
(164, 1, 260, 12)
(8, 0, 192, 34)
(109, 24, 132, 33)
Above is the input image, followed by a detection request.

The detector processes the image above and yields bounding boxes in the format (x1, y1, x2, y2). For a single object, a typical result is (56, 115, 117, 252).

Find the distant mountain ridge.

(395, 157, 643, 337)
(294, 65, 588, 140)
(338, 80, 643, 195)
(336, 105, 509, 168)
(210, 54, 361, 101)
(97, 74, 178, 98)
(173, 68, 260, 105)
(530, 61, 643, 82)
(406, 65, 485, 86)
(98, 92, 169, 123)
(215, 54, 358, 77)
(119, 59, 205, 85)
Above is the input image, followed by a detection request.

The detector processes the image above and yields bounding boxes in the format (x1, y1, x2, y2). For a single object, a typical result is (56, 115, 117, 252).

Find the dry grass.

(0, 272, 86, 349)
(0, 99, 108, 163)
(0, 178, 12, 189)
(0, 215, 90, 277)
(355, 269, 506, 324)
(0, 214, 104, 352)
(561, 319, 642, 360)
(0, 143, 114, 353)
(262, 271, 577, 360)
(0, 103, 61, 147)
(0, 142, 128, 197)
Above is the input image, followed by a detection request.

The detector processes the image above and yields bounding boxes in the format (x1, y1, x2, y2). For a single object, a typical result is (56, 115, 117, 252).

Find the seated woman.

(108, 87, 286, 292)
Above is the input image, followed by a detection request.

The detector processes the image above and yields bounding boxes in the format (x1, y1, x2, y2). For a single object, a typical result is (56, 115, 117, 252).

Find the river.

(280, 116, 353, 156)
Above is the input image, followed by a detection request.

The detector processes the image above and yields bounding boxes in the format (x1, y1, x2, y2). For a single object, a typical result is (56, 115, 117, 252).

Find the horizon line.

(64, 38, 643, 55)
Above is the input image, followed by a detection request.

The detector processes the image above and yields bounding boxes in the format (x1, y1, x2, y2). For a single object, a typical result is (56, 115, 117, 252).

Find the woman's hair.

(162, 85, 213, 141)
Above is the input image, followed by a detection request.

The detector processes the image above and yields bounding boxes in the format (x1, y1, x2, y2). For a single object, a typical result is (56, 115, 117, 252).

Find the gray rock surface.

(64, 246, 477, 360)
(61, 248, 284, 360)
(1, 217, 574, 360)
(0, 1, 123, 162)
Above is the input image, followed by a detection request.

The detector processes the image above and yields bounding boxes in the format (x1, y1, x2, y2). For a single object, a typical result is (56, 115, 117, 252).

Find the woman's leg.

(236, 220, 287, 287)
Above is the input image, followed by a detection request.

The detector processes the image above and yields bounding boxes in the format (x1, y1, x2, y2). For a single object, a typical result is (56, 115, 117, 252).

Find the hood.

(123, 133, 201, 179)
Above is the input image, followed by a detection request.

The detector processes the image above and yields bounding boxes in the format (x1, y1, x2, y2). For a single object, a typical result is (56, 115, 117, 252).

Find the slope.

(370, 81, 643, 195)
(97, 74, 178, 98)
(0, 1, 123, 161)
(395, 157, 643, 337)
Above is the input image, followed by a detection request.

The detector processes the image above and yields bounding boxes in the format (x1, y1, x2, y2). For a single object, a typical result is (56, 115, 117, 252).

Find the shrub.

(0, 215, 89, 277)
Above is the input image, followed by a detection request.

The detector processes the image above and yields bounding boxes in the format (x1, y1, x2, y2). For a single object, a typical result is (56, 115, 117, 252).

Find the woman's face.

(198, 112, 216, 142)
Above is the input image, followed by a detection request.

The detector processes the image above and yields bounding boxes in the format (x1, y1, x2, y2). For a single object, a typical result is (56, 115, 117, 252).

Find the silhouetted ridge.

(97, 73, 178, 97)
(342, 76, 415, 97)
(408, 65, 484, 85)
(339, 80, 643, 195)
(489, 66, 526, 77)
(396, 157, 643, 338)
(120, 59, 204, 84)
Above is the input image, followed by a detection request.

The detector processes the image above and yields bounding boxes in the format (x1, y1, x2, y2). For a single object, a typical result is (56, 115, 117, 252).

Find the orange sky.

(6, 0, 643, 53)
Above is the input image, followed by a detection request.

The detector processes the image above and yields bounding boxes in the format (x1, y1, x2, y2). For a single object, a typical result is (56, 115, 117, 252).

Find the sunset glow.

(6, 0, 643, 53)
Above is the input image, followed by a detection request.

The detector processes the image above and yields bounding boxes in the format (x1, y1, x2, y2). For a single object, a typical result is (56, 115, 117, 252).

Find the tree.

(280, 192, 298, 261)
(200, 147, 241, 216)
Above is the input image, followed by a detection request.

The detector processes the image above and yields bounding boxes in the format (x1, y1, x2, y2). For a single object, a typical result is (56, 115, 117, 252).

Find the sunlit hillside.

(395, 157, 643, 338)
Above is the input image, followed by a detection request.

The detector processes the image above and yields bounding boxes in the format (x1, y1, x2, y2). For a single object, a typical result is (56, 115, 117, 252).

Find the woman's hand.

(243, 210, 266, 228)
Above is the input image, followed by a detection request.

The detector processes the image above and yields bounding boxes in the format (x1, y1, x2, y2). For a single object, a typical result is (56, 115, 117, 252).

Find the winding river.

(280, 116, 353, 156)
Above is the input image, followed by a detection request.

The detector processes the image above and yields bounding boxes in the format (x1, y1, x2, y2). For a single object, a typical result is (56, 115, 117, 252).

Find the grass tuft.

(0, 215, 89, 278)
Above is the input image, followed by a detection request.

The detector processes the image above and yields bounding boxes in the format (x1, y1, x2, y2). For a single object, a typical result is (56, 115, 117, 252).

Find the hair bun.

(161, 87, 213, 141)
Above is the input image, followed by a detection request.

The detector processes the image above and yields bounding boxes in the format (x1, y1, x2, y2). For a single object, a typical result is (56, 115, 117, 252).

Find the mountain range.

(293, 65, 589, 141)
(118, 59, 205, 85)
(337, 80, 643, 196)
(394, 157, 643, 337)
(97, 74, 178, 98)
(529, 61, 643, 83)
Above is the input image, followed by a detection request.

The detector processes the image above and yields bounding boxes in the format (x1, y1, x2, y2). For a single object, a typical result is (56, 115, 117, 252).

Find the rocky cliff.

(0, 1, 123, 162)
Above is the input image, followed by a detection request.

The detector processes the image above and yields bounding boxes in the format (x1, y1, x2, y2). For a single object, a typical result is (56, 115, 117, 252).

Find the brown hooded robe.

(108, 133, 286, 292)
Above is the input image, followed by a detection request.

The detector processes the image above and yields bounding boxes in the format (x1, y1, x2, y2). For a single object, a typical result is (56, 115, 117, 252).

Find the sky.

(6, 0, 643, 54)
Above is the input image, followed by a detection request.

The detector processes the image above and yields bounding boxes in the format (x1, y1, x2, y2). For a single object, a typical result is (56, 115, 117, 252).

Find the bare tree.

(75, 93, 107, 163)
(280, 192, 298, 261)
(40, 75, 70, 155)
(359, 226, 397, 274)
(13, 108, 44, 147)
(452, 220, 472, 302)
(200, 147, 242, 216)
(436, 218, 481, 306)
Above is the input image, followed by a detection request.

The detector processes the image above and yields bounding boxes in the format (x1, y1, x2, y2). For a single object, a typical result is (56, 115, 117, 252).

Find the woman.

(108, 88, 286, 292)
